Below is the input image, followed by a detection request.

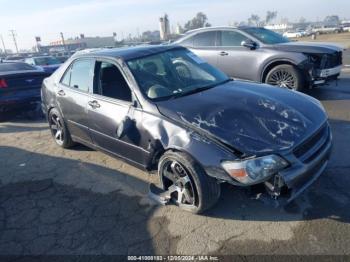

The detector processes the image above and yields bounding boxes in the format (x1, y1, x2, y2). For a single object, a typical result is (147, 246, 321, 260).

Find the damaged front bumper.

(149, 123, 332, 209)
(311, 65, 342, 86)
(262, 124, 332, 205)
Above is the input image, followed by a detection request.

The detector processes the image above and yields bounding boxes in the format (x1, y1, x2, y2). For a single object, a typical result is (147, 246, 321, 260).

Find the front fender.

(140, 112, 237, 182)
(259, 52, 308, 82)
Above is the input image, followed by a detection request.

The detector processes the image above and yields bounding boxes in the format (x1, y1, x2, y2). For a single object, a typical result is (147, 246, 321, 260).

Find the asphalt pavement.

(0, 71, 349, 257)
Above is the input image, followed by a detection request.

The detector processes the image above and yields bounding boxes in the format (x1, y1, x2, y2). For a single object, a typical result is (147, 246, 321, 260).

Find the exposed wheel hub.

(148, 159, 197, 211)
(50, 114, 64, 145)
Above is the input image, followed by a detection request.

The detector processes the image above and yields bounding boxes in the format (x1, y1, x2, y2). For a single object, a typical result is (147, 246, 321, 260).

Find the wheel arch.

(261, 59, 298, 83)
(149, 145, 201, 172)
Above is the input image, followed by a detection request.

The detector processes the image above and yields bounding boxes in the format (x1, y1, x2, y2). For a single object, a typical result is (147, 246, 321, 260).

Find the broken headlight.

(221, 155, 288, 185)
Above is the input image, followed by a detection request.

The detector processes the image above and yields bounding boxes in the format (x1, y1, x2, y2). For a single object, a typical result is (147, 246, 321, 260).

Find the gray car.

(175, 27, 343, 91)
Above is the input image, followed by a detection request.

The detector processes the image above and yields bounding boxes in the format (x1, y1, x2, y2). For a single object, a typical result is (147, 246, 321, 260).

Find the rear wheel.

(48, 108, 75, 148)
(265, 64, 305, 91)
(159, 151, 221, 213)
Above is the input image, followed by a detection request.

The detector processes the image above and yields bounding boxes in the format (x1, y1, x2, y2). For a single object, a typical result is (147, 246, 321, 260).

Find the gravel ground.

(0, 72, 349, 257)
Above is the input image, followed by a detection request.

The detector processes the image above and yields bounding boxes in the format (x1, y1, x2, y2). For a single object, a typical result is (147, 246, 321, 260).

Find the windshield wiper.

(170, 79, 232, 99)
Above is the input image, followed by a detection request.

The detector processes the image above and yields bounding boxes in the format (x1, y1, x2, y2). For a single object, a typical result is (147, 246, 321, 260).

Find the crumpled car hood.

(156, 81, 327, 155)
(266, 42, 343, 54)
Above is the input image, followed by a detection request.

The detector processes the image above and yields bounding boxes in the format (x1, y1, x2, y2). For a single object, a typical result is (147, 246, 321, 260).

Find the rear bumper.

(0, 94, 41, 112)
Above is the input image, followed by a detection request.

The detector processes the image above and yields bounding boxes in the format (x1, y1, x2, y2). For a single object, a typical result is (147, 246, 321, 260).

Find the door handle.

(88, 100, 101, 109)
(57, 90, 66, 96)
(219, 51, 229, 56)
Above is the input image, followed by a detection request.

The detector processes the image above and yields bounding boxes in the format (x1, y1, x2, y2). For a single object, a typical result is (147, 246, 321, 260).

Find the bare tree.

(324, 15, 340, 26)
(248, 14, 260, 26)
(184, 12, 211, 32)
(299, 17, 307, 24)
(265, 11, 277, 25)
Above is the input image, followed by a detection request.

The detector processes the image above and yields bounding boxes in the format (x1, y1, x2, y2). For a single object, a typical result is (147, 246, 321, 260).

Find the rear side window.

(192, 31, 217, 47)
(60, 66, 71, 86)
(61, 59, 95, 92)
(219, 31, 249, 46)
(0, 63, 37, 72)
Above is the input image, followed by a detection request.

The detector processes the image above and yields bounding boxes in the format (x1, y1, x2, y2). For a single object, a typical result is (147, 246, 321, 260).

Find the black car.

(0, 62, 49, 114)
(41, 45, 332, 213)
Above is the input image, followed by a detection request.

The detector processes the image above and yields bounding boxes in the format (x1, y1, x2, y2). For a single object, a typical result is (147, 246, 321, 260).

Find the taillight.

(0, 79, 8, 88)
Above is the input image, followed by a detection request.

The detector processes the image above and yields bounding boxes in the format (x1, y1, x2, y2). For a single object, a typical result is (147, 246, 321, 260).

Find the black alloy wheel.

(48, 108, 75, 148)
(159, 151, 221, 213)
(50, 113, 65, 146)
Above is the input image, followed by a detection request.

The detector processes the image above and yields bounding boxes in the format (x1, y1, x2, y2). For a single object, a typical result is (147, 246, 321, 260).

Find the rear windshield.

(0, 63, 37, 72)
(34, 56, 60, 65)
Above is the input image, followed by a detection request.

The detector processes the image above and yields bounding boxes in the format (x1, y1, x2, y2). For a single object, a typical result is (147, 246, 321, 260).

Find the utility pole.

(60, 32, 67, 52)
(0, 34, 6, 55)
(9, 30, 19, 54)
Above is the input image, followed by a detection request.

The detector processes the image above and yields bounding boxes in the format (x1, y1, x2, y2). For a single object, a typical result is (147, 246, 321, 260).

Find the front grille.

(293, 124, 329, 163)
(321, 52, 342, 68)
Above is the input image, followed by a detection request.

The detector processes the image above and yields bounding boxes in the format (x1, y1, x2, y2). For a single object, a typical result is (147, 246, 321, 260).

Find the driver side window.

(219, 31, 249, 46)
(94, 61, 132, 102)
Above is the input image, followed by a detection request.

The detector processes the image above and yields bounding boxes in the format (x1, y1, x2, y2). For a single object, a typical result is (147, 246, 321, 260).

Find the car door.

(86, 59, 148, 166)
(216, 30, 260, 81)
(179, 31, 219, 67)
(56, 58, 95, 144)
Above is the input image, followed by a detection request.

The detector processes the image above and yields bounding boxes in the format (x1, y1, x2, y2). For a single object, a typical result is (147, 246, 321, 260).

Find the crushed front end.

(222, 122, 332, 206)
(260, 123, 331, 205)
(303, 51, 343, 86)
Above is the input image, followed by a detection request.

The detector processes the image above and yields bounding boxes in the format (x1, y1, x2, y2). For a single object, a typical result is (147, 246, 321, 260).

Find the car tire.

(159, 151, 221, 214)
(265, 64, 305, 91)
(48, 108, 75, 148)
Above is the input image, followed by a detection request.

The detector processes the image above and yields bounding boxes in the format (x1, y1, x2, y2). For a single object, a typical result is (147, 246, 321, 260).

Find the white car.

(283, 31, 302, 38)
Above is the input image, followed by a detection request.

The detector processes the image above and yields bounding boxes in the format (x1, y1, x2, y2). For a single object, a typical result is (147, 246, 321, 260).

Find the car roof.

(181, 26, 268, 37)
(29, 56, 55, 59)
(76, 45, 185, 61)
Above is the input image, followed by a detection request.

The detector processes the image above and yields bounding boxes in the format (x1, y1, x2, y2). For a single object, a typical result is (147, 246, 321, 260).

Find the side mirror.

(241, 40, 257, 50)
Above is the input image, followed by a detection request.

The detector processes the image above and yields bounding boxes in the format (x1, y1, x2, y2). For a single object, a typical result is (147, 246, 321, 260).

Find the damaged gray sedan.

(41, 45, 332, 213)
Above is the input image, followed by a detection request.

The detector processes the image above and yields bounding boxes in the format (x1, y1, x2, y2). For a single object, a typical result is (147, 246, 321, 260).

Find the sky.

(0, 0, 349, 51)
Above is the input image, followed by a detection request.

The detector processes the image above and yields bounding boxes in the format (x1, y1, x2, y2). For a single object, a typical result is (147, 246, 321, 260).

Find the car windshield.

(242, 28, 290, 44)
(34, 56, 60, 65)
(127, 48, 230, 101)
(0, 62, 37, 72)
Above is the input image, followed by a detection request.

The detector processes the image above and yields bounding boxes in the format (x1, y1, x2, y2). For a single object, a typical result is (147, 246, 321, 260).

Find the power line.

(0, 34, 6, 55)
(60, 32, 67, 52)
(9, 30, 19, 53)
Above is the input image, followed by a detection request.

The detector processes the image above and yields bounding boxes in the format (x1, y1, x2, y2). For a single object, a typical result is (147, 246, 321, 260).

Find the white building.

(265, 23, 293, 32)
(159, 14, 170, 40)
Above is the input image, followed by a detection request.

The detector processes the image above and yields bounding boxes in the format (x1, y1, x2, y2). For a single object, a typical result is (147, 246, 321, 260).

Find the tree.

(183, 12, 211, 32)
(248, 14, 260, 26)
(265, 11, 277, 25)
(299, 17, 306, 24)
(324, 15, 340, 26)
(280, 17, 289, 24)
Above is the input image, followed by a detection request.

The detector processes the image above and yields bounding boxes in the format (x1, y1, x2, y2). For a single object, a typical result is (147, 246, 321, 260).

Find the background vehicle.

(0, 62, 49, 114)
(341, 22, 350, 32)
(175, 26, 343, 91)
(41, 46, 331, 213)
(311, 25, 342, 34)
(283, 31, 302, 38)
(3, 56, 26, 62)
(24, 56, 62, 74)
